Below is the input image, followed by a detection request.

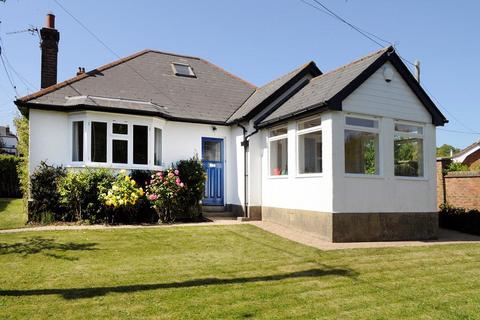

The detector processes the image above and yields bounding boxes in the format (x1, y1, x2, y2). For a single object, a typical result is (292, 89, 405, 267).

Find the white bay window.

(297, 116, 322, 175)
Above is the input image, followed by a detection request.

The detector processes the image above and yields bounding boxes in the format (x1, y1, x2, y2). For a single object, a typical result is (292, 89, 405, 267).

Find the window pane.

(154, 128, 162, 166)
(298, 131, 322, 174)
(270, 138, 288, 176)
(112, 140, 128, 164)
(133, 125, 148, 164)
(91, 122, 107, 163)
(113, 123, 128, 135)
(203, 140, 221, 161)
(394, 136, 423, 177)
(298, 117, 321, 130)
(173, 63, 195, 76)
(269, 127, 287, 137)
(395, 123, 423, 134)
(72, 121, 83, 162)
(345, 130, 379, 174)
(346, 116, 378, 128)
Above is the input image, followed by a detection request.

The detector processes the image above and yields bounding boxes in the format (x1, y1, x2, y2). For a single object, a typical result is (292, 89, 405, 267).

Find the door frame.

(201, 137, 225, 206)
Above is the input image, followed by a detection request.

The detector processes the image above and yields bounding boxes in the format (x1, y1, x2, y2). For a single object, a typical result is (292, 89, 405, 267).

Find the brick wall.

(437, 159, 480, 210)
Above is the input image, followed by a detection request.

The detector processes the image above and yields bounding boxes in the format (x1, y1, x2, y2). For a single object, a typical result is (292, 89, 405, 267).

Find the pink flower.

(148, 194, 158, 201)
(174, 169, 179, 175)
(176, 178, 181, 185)
(163, 181, 168, 185)
(180, 182, 184, 188)
(156, 172, 162, 177)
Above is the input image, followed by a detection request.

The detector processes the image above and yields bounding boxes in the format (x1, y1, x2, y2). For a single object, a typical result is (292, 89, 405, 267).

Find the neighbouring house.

(0, 126, 18, 155)
(451, 141, 480, 170)
(15, 14, 448, 242)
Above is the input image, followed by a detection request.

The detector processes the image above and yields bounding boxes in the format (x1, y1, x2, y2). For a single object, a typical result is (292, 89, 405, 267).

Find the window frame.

(268, 124, 289, 179)
(296, 116, 323, 177)
(393, 120, 425, 179)
(171, 62, 196, 78)
(344, 114, 383, 177)
(67, 113, 164, 170)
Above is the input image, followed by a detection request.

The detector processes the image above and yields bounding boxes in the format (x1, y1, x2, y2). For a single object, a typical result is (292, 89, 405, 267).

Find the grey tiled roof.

(259, 47, 391, 125)
(20, 50, 256, 123)
(227, 61, 319, 123)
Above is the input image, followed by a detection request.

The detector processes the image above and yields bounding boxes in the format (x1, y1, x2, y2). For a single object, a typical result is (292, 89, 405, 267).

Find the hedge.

(439, 204, 480, 235)
(0, 154, 21, 198)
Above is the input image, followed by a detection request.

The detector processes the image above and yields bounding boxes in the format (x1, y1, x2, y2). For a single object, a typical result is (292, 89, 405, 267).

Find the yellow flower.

(130, 179, 136, 186)
(125, 176, 130, 181)
(120, 169, 127, 175)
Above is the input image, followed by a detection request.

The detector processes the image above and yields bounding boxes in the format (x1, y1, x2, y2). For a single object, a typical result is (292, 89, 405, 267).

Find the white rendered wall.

(29, 109, 69, 174)
(261, 112, 334, 212)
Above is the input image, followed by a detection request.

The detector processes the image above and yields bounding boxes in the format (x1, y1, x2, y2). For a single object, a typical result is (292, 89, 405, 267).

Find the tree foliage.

(437, 144, 460, 158)
(13, 115, 29, 209)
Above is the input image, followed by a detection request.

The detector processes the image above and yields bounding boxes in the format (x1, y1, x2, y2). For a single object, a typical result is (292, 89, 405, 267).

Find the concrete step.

(203, 211, 235, 218)
(202, 205, 228, 212)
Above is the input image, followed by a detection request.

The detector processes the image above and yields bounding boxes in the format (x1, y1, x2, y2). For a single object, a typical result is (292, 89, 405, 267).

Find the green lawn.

(0, 225, 479, 319)
(0, 198, 27, 230)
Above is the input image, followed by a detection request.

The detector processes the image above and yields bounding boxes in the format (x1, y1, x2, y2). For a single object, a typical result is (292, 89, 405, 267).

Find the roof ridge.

(146, 49, 201, 60)
(311, 46, 392, 82)
(18, 49, 152, 103)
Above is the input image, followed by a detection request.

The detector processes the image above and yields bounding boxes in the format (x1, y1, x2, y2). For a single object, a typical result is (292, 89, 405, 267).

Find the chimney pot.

(46, 13, 55, 29)
(76, 67, 85, 76)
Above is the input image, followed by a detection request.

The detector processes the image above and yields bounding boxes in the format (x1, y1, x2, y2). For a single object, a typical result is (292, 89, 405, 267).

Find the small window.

(113, 123, 128, 135)
(203, 140, 222, 162)
(298, 117, 321, 131)
(269, 127, 288, 176)
(154, 128, 162, 166)
(394, 122, 424, 177)
(172, 63, 196, 77)
(112, 140, 128, 164)
(72, 121, 83, 162)
(91, 122, 107, 163)
(133, 125, 148, 165)
(297, 117, 322, 174)
(346, 116, 378, 129)
(269, 127, 288, 137)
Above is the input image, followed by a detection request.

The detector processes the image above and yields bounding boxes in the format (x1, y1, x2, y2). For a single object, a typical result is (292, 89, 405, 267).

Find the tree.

(436, 144, 460, 158)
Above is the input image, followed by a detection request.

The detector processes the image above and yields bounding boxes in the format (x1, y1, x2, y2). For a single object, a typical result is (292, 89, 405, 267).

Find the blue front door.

(202, 137, 224, 206)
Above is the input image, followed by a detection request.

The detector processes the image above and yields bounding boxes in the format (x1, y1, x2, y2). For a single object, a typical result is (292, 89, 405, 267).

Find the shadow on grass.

(0, 237, 97, 260)
(0, 198, 14, 213)
(0, 267, 357, 300)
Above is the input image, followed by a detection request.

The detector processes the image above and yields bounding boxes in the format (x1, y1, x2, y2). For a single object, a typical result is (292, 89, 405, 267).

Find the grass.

(0, 225, 480, 319)
(0, 198, 26, 230)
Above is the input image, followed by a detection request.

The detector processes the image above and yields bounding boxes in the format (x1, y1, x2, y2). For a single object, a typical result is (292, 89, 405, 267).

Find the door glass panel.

(203, 140, 221, 161)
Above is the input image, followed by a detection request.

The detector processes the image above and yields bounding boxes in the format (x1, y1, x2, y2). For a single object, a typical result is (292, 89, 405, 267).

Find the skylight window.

(172, 63, 196, 77)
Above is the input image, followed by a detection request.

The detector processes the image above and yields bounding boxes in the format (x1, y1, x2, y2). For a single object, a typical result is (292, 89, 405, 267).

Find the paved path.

(2, 216, 480, 251)
(249, 220, 480, 251)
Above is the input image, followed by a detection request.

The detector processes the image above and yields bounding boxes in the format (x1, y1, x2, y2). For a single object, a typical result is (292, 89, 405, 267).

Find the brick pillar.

(40, 13, 60, 89)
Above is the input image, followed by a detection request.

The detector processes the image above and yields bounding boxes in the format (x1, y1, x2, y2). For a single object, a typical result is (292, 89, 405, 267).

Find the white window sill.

(344, 173, 384, 179)
(395, 176, 428, 181)
(66, 162, 162, 171)
(268, 175, 289, 179)
(296, 173, 323, 178)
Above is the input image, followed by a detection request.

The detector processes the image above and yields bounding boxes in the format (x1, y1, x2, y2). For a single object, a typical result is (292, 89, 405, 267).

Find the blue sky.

(0, 0, 478, 148)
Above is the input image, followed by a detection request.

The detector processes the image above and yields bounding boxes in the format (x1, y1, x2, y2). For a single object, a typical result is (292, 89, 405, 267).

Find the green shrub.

(176, 156, 206, 219)
(439, 203, 480, 235)
(99, 170, 145, 224)
(58, 168, 115, 223)
(14, 115, 29, 209)
(0, 154, 21, 198)
(447, 162, 469, 172)
(29, 162, 66, 222)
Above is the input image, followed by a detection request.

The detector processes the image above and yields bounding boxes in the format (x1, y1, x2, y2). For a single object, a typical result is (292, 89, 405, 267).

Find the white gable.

(342, 61, 432, 123)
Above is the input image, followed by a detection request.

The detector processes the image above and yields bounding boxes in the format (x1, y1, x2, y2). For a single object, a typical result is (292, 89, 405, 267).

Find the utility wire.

(300, 0, 391, 47)
(52, 0, 177, 108)
(438, 128, 480, 135)
(0, 46, 18, 97)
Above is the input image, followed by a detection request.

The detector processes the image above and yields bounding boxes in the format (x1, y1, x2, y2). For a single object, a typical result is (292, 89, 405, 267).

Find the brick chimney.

(40, 13, 60, 89)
